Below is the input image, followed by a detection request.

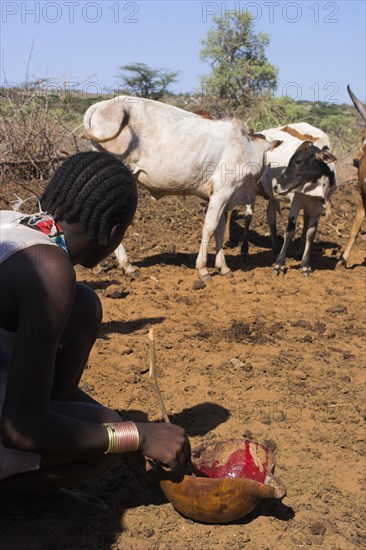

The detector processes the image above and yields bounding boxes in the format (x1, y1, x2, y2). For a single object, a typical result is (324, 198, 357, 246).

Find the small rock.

(106, 288, 129, 299)
(264, 438, 277, 451)
(82, 383, 95, 394)
(310, 522, 326, 536)
(230, 357, 245, 369)
(124, 372, 138, 384)
(325, 306, 347, 314)
(184, 385, 197, 392)
(192, 279, 206, 290)
(292, 370, 307, 380)
(312, 322, 326, 334)
(243, 429, 253, 439)
(130, 364, 149, 375)
(291, 319, 312, 329)
(119, 345, 133, 355)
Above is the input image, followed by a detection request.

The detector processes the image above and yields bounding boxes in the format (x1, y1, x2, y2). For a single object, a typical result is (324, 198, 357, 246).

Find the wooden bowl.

(158, 439, 286, 524)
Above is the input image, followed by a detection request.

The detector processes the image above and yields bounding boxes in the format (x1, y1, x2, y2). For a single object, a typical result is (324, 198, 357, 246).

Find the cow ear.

(249, 133, 265, 139)
(316, 149, 337, 163)
(296, 140, 314, 153)
(269, 139, 283, 150)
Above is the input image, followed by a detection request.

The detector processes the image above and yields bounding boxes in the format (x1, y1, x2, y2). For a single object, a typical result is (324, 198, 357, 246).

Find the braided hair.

(40, 152, 137, 246)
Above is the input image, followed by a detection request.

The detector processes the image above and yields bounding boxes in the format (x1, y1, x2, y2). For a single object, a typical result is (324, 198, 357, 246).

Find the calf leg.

(338, 193, 365, 267)
(240, 204, 253, 259)
(273, 197, 302, 275)
(114, 242, 139, 277)
(196, 194, 227, 280)
(296, 211, 310, 260)
(300, 215, 319, 276)
(267, 199, 279, 259)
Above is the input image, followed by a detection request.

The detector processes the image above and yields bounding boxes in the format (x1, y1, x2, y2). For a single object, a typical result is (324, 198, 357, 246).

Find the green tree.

(200, 12, 278, 116)
(116, 62, 179, 100)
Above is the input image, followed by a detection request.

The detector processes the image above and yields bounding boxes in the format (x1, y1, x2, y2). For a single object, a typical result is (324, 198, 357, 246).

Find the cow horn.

(347, 85, 366, 121)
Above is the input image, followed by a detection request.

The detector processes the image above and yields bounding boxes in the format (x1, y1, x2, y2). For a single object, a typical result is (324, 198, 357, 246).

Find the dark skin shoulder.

(0, 243, 75, 332)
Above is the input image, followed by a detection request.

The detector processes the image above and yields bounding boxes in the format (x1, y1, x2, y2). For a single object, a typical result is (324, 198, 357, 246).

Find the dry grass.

(0, 86, 80, 181)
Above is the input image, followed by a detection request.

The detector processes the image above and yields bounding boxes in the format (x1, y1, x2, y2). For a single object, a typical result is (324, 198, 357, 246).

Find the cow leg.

(273, 197, 302, 275)
(215, 212, 232, 276)
(300, 215, 319, 276)
(338, 193, 365, 268)
(114, 242, 139, 277)
(240, 204, 253, 259)
(223, 210, 232, 246)
(196, 194, 227, 280)
(267, 199, 279, 259)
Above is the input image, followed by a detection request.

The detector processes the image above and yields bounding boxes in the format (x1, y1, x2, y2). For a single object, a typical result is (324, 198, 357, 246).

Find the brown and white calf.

(338, 86, 366, 268)
(230, 123, 337, 275)
(82, 96, 281, 282)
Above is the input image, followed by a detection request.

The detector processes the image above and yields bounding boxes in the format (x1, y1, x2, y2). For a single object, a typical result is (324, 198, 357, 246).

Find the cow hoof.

(273, 265, 285, 276)
(301, 268, 312, 277)
(336, 257, 347, 269)
(221, 270, 234, 278)
(192, 279, 206, 290)
(126, 269, 140, 279)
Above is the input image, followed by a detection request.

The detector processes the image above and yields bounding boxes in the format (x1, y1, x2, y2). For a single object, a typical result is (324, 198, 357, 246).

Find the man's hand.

(134, 423, 191, 472)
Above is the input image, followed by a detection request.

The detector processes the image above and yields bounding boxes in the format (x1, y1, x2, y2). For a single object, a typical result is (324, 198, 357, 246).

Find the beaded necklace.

(27, 214, 69, 254)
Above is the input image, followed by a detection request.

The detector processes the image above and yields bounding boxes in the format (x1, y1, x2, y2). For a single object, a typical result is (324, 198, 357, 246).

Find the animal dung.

(158, 439, 286, 524)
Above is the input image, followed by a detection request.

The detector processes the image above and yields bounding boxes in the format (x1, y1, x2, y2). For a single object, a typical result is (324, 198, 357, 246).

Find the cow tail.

(81, 109, 129, 143)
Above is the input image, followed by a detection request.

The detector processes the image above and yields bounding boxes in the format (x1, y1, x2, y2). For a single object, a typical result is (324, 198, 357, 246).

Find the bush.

(0, 86, 84, 181)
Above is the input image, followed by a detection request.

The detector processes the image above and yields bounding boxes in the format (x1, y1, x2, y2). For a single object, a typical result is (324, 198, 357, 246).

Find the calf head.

(275, 140, 337, 195)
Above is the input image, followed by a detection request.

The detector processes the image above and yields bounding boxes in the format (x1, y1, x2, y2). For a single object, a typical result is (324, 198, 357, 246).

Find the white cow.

(82, 96, 281, 282)
(235, 123, 337, 275)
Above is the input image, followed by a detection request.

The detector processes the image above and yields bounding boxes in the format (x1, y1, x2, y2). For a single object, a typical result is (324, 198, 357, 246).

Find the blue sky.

(1, 0, 365, 103)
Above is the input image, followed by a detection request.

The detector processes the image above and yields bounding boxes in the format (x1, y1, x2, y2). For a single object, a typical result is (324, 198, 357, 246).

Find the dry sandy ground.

(0, 157, 365, 549)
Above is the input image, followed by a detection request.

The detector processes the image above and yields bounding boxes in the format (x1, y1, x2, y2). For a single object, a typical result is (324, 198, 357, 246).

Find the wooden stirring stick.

(148, 328, 171, 423)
